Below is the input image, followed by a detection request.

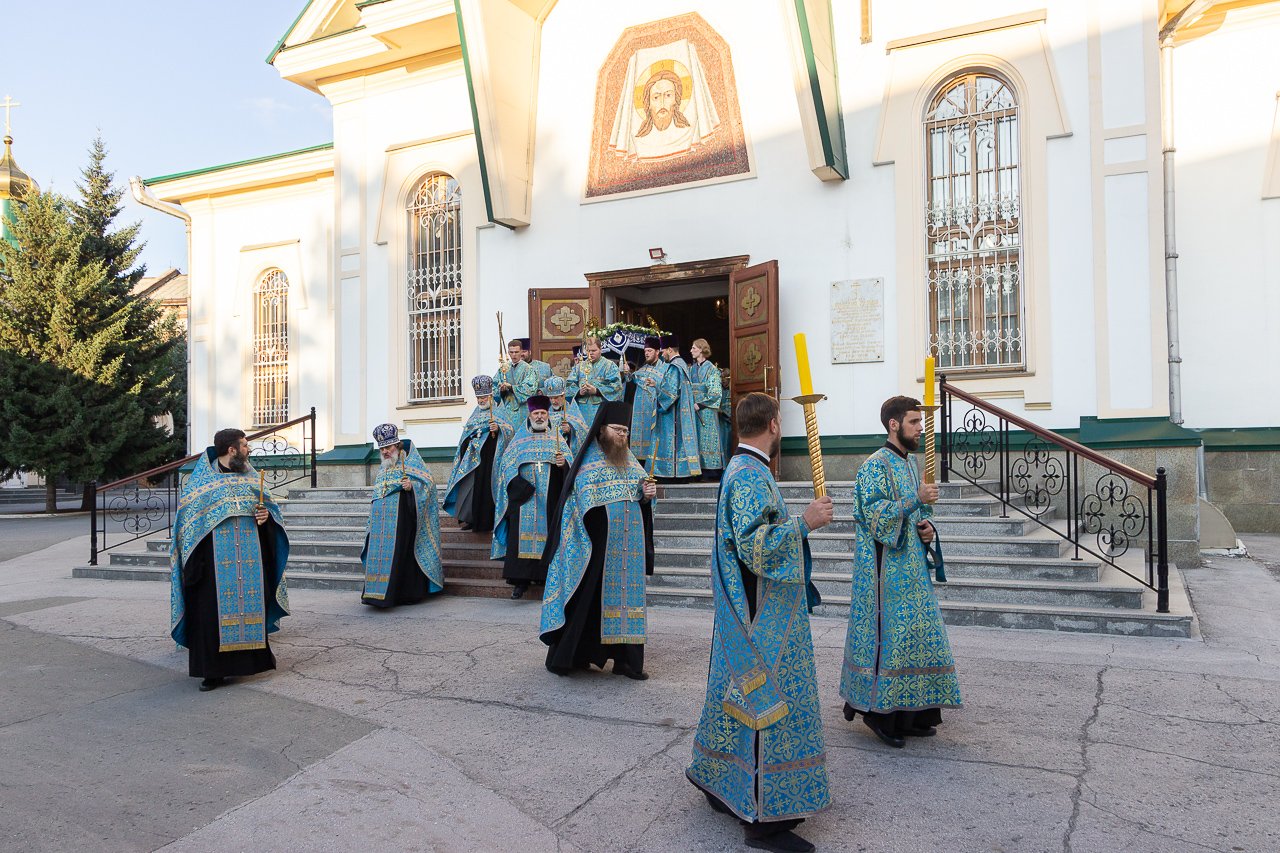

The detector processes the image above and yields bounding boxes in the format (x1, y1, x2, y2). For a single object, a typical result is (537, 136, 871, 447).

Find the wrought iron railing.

(939, 379, 1169, 613)
(88, 408, 318, 565)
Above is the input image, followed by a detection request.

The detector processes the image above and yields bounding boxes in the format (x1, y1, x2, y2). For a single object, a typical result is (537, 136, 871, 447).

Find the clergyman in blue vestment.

(539, 401, 657, 680)
(839, 395, 961, 748)
(170, 428, 290, 692)
(686, 393, 832, 853)
(360, 423, 443, 608)
(688, 338, 725, 480)
(493, 395, 568, 599)
(564, 337, 623, 425)
(493, 339, 540, 427)
(442, 376, 514, 534)
(628, 335, 701, 481)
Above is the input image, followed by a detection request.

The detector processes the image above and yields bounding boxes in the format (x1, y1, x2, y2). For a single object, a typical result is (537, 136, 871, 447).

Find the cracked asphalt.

(2, 529, 1279, 852)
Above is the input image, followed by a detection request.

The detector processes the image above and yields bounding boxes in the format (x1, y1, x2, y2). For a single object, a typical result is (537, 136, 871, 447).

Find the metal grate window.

(252, 269, 289, 426)
(407, 173, 463, 403)
(925, 72, 1024, 371)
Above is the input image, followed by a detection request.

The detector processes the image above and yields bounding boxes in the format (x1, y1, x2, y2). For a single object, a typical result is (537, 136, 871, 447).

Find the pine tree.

(0, 191, 160, 510)
(72, 135, 183, 460)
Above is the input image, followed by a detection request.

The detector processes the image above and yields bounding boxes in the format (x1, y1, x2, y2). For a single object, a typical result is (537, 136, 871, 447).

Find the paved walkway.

(2, 531, 1279, 852)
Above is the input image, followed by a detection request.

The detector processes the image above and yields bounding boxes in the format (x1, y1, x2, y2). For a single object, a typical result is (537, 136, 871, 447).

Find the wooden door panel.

(528, 288, 591, 377)
(728, 260, 780, 474)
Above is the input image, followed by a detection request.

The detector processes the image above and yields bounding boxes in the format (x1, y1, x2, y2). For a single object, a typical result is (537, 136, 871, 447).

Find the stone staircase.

(74, 480, 1193, 637)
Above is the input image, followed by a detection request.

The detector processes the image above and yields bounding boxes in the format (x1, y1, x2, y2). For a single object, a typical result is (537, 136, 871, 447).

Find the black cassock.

(500, 465, 565, 587)
(362, 488, 431, 608)
(453, 431, 500, 534)
(543, 501, 654, 674)
(181, 518, 281, 679)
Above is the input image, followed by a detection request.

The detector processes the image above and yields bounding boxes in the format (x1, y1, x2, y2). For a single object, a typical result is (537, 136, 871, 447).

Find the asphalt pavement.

(2, 528, 1279, 852)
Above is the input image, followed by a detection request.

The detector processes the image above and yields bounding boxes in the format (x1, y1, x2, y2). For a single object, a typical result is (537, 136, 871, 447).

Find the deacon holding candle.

(169, 429, 289, 693)
(838, 389, 960, 749)
(687, 392, 833, 853)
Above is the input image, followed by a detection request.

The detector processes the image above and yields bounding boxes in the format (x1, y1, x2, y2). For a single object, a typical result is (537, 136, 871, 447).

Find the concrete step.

(650, 512, 1038, 539)
(641, 587, 1191, 638)
(653, 529, 1067, 558)
(648, 567, 1143, 609)
(649, 548, 1102, 582)
(657, 479, 998, 501)
(652, 495, 1006, 519)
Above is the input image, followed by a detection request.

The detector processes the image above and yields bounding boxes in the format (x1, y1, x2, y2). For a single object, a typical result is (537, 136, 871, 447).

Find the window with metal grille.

(252, 268, 289, 426)
(407, 173, 463, 402)
(925, 72, 1024, 371)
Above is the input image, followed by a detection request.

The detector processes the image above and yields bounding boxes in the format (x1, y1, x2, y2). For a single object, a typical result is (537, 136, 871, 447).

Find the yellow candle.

(794, 333, 814, 396)
(924, 357, 936, 407)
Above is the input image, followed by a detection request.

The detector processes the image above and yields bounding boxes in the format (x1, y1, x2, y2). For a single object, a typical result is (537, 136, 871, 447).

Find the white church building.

(136, 0, 1280, 545)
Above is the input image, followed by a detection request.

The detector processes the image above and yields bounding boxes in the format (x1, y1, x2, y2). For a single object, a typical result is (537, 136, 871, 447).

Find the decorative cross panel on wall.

(529, 288, 591, 379)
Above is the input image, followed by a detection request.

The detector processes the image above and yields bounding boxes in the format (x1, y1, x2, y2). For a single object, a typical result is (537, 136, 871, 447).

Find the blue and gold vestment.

(549, 401, 590, 454)
(540, 443, 650, 645)
(361, 439, 443, 600)
(492, 361, 539, 427)
(839, 447, 961, 714)
(687, 450, 830, 823)
(630, 360, 701, 479)
(442, 404, 514, 525)
(565, 356, 623, 425)
(170, 449, 289, 651)
(492, 423, 563, 563)
(689, 359, 725, 471)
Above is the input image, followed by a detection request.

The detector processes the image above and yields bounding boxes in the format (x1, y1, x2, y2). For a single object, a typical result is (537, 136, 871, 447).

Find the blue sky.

(4, 1, 332, 273)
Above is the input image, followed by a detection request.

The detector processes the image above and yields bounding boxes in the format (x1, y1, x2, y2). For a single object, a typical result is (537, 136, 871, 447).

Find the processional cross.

(1, 96, 19, 136)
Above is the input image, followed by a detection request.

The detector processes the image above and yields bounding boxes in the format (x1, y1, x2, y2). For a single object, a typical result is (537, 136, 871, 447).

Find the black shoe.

(613, 663, 649, 681)
(510, 583, 528, 600)
(906, 725, 937, 737)
(745, 829, 816, 853)
(862, 716, 905, 748)
(842, 702, 857, 722)
(198, 677, 225, 692)
(546, 664, 572, 677)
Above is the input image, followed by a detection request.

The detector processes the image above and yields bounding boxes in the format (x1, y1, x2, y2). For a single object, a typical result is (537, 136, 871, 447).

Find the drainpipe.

(130, 177, 194, 451)
(1159, 33, 1184, 426)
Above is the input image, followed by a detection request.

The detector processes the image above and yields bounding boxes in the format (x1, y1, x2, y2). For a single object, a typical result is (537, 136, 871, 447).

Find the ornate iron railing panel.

(939, 379, 1168, 613)
(89, 408, 318, 565)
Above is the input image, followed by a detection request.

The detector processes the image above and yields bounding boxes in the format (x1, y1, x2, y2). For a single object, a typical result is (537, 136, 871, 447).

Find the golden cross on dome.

(1, 96, 19, 136)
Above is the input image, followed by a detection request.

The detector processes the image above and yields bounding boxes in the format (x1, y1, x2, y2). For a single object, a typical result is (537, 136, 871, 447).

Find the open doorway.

(609, 278, 730, 367)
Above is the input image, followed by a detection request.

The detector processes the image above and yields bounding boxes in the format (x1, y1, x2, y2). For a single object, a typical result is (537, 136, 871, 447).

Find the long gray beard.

(529, 422, 548, 433)
(380, 455, 398, 470)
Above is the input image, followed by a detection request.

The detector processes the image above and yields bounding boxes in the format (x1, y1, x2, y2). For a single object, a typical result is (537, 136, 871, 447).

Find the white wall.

(1173, 8, 1280, 430)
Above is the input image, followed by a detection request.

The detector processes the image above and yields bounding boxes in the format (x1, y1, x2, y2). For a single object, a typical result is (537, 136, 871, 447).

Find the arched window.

(407, 173, 463, 402)
(925, 72, 1024, 371)
(252, 269, 290, 426)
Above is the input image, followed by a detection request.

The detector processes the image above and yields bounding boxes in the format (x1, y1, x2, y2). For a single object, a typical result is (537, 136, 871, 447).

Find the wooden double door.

(528, 257, 781, 472)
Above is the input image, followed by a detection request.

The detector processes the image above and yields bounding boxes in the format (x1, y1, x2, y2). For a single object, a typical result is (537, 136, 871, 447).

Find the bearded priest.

(540, 401, 657, 680)
(360, 423, 444, 608)
(493, 395, 567, 600)
(169, 428, 290, 693)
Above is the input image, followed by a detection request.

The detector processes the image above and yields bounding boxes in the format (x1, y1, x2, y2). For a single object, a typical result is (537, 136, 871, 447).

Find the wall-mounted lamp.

(649, 247, 667, 262)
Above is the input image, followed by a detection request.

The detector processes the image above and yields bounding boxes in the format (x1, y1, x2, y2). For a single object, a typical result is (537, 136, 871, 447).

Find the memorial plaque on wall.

(830, 278, 884, 363)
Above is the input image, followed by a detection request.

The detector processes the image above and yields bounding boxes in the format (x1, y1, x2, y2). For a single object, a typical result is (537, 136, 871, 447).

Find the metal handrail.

(939, 378, 1169, 613)
(89, 408, 318, 565)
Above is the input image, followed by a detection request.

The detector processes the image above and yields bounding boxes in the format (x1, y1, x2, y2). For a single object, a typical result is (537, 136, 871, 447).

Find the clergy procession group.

(168, 333, 960, 853)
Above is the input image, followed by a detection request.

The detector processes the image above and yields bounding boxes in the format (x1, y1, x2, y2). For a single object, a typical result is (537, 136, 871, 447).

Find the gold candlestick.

(790, 393, 827, 499)
(921, 404, 937, 485)
(257, 470, 265, 507)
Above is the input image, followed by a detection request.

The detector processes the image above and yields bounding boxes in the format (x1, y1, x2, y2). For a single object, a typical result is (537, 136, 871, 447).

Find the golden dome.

(0, 135, 38, 201)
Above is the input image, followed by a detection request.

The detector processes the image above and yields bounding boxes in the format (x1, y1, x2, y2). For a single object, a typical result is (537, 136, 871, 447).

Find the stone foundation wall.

(1204, 450, 1280, 534)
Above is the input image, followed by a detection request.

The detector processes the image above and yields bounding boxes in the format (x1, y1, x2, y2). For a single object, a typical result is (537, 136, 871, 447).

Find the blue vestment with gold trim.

(492, 361, 539, 427)
(443, 404, 514, 523)
(540, 443, 650, 645)
(492, 423, 562, 563)
(629, 360, 701, 478)
(689, 359, 725, 471)
(361, 440, 443, 600)
(170, 450, 289, 650)
(686, 451, 830, 823)
(840, 447, 961, 714)
(549, 401, 590, 454)
(565, 356, 623, 425)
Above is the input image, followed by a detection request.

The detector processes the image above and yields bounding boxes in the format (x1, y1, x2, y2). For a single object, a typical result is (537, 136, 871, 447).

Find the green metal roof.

(267, 0, 319, 64)
(144, 142, 334, 186)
